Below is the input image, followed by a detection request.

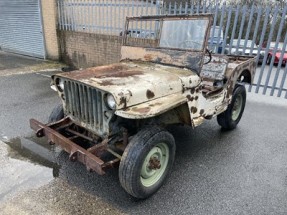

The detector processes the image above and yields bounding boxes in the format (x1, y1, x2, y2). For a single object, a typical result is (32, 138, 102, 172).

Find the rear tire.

(48, 104, 64, 123)
(119, 126, 175, 199)
(217, 84, 246, 130)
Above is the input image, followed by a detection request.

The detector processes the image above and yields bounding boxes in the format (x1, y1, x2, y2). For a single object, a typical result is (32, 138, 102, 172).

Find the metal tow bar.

(30, 117, 113, 175)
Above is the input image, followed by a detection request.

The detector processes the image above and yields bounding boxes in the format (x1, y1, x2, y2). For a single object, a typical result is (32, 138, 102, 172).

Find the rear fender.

(226, 58, 256, 99)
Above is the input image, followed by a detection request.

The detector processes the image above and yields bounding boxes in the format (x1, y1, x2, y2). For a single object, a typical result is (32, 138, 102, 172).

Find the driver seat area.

(200, 55, 229, 96)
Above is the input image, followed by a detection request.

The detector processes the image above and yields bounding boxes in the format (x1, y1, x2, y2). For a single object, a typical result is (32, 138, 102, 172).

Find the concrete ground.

(0, 51, 42, 70)
(0, 51, 65, 76)
(0, 52, 286, 215)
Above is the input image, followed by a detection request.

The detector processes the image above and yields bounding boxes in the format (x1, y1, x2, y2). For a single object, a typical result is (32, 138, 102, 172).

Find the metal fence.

(57, 0, 161, 35)
(58, 0, 287, 98)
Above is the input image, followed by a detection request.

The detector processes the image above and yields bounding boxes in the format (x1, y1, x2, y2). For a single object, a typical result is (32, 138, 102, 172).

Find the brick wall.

(58, 31, 122, 69)
(41, 0, 59, 60)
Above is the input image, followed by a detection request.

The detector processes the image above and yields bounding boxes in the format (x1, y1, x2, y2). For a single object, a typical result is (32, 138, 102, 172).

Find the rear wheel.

(48, 104, 64, 123)
(119, 127, 175, 199)
(217, 84, 246, 130)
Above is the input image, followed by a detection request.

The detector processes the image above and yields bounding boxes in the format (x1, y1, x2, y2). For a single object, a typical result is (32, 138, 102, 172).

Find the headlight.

(105, 94, 116, 110)
(55, 78, 65, 92)
(50, 84, 57, 91)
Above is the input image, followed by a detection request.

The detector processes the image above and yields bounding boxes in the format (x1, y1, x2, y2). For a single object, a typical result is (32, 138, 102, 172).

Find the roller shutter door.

(0, 0, 45, 58)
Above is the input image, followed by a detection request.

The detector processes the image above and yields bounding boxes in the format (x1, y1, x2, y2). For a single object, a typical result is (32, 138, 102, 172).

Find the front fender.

(115, 93, 187, 119)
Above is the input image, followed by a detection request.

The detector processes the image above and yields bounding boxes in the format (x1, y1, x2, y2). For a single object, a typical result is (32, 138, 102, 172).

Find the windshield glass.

(210, 26, 223, 38)
(159, 19, 209, 50)
(124, 16, 211, 51)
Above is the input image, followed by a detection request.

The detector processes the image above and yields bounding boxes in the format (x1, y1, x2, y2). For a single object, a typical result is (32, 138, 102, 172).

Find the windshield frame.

(122, 14, 213, 53)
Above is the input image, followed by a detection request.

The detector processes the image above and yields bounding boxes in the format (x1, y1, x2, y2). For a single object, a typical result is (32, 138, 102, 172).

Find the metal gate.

(0, 0, 46, 58)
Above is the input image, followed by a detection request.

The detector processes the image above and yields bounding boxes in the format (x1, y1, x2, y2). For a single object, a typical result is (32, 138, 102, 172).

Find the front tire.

(119, 127, 175, 199)
(48, 104, 64, 123)
(217, 84, 246, 130)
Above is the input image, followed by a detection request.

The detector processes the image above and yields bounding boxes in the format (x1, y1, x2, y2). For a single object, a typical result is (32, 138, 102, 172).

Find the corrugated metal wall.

(0, 0, 46, 58)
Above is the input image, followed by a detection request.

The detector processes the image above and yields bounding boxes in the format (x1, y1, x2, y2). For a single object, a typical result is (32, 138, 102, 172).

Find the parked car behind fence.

(224, 39, 258, 56)
(264, 42, 287, 66)
(208, 26, 224, 54)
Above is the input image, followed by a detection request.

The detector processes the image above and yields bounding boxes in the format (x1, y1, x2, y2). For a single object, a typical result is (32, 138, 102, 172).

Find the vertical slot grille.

(64, 80, 104, 131)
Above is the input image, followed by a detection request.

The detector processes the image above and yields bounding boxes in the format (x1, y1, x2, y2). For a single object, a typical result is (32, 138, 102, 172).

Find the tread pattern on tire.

(119, 126, 175, 199)
(48, 104, 64, 123)
(217, 84, 246, 130)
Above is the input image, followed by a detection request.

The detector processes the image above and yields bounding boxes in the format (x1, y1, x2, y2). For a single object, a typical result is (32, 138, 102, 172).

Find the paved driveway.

(0, 51, 43, 70)
(0, 51, 64, 77)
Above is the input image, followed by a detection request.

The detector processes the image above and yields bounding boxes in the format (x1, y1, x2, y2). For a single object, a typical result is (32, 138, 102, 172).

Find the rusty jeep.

(30, 14, 256, 199)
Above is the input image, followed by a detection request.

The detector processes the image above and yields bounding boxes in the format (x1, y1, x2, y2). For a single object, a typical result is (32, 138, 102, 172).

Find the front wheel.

(217, 84, 246, 130)
(48, 104, 64, 123)
(119, 127, 175, 199)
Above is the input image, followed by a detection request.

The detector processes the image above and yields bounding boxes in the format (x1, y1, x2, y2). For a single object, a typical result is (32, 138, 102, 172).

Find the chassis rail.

(30, 117, 121, 175)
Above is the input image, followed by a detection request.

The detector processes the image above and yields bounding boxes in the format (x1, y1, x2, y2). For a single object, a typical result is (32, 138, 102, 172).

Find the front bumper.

(30, 117, 120, 175)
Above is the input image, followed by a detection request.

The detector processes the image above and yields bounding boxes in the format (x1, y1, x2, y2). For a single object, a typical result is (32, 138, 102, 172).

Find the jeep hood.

(55, 62, 200, 109)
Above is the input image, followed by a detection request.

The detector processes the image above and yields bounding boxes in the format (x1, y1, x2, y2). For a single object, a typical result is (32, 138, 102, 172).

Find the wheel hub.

(140, 143, 169, 187)
(148, 156, 161, 170)
(232, 94, 243, 121)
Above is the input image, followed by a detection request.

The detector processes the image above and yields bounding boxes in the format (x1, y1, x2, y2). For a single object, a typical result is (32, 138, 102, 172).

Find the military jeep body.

(30, 14, 256, 199)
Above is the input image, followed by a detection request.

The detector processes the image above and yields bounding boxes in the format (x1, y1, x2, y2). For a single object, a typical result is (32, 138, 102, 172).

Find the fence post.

(214, 3, 226, 53)
(255, 6, 280, 93)
(235, 5, 247, 55)
(221, 6, 232, 54)
(249, 6, 262, 59)
(272, 31, 287, 96)
(264, 6, 287, 95)
(228, 5, 240, 54)
(156, 0, 163, 15)
(242, 4, 255, 55)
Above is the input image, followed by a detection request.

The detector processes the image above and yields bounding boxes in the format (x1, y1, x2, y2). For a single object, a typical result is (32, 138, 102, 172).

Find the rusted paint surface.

(55, 61, 200, 111)
(199, 109, 205, 115)
(115, 93, 187, 119)
(54, 54, 255, 125)
(54, 14, 256, 126)
(126, 14, 214, 21)
(30, 117, 126, 174)
(183, 54, 255, 126)
(30, 118, 107, 175)
(58, 64, 130, 79)
(201, 55, 229, 80)
(146, 89, 155, 99)
(190, 106, 198, 114)
(121, 46, 204, 73)
(53, 19, 255, 129)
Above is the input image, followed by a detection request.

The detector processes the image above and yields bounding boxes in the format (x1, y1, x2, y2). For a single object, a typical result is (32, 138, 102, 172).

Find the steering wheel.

(204, 48, 212, 65)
